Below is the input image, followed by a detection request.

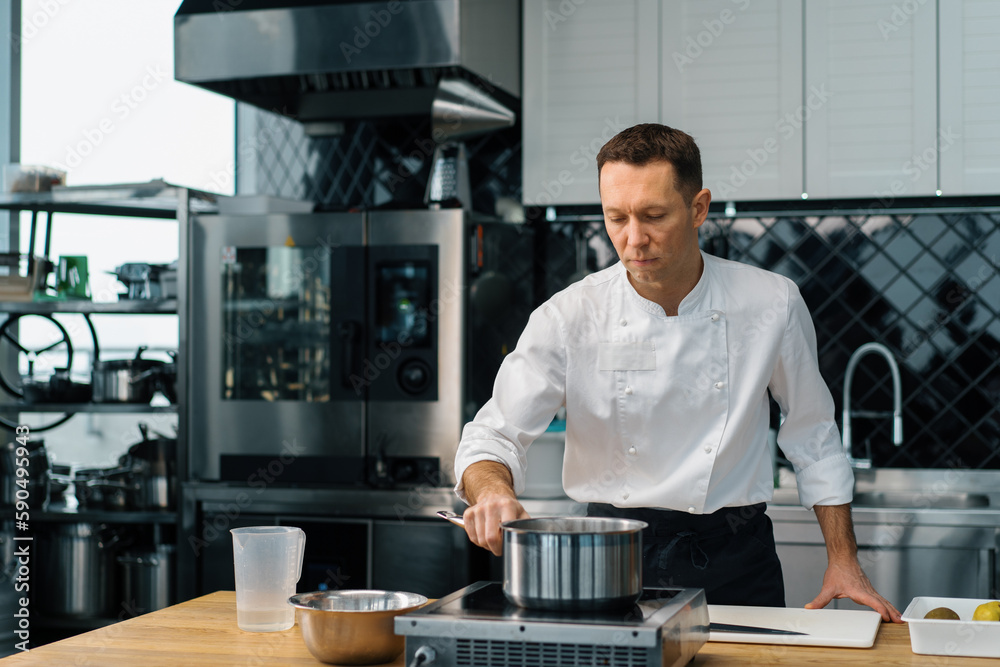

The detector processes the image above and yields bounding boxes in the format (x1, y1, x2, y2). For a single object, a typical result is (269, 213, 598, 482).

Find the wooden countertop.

(3, 591, 999, 666)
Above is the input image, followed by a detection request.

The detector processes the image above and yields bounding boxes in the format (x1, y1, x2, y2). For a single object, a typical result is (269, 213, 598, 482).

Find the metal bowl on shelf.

(288, 590, 427, 665)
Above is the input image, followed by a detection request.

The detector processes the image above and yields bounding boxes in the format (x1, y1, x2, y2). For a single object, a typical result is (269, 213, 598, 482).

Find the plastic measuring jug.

(231, 526, 306, 631)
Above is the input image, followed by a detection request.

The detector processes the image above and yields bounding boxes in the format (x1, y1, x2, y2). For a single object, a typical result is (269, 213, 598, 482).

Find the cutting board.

(708, 604, 882, 648)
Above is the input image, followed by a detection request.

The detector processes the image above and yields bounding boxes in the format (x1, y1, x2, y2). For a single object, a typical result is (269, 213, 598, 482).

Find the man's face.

(599, 160, 710, 289)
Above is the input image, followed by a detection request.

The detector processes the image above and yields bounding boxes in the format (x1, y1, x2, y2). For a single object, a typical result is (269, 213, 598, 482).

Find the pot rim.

(500, 516, 648, 534)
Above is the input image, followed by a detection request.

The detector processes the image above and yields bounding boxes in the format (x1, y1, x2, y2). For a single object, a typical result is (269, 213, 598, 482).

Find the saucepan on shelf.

(92, 346, 170, 404)
(74, 423, 177, 511)
(439, 511, 647, 611)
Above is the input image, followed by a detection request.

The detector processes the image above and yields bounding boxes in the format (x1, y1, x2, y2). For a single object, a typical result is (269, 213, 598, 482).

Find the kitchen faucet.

(842, 342, 904, 469)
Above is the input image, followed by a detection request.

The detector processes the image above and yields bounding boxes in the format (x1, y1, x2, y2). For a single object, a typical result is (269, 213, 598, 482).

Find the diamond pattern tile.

(882, 232, 923, 270)
(716, 211, 1000, 469)
(247, 110, 521, 212)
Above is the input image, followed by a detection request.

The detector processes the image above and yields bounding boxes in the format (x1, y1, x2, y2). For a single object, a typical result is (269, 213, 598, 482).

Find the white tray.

(901, 596, 1000, 658)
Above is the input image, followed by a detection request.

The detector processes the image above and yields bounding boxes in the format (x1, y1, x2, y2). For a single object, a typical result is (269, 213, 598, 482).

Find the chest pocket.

(598, 342, 656, 371)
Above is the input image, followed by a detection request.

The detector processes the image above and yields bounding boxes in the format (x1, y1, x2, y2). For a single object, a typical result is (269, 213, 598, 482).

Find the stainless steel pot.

(74, 466, 131, 511)
(437, 511, 647, 611)
(501, 517, 647, 611)
(36, 522, 119, 617)
(92, 347, 165, 403)
(118, 544, 175, 615)
(73, 427, 176, 512)
(124, 424, 176, 510)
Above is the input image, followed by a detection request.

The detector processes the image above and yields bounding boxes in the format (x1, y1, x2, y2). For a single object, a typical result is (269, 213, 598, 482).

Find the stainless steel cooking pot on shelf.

(124, 423, 176, 511)
(92, 346, 165, 404)
(439, 511, 647, 611)
(36, 522, 120, 617)
(118, 544, 175, 614)
(73, 425, 177, 511)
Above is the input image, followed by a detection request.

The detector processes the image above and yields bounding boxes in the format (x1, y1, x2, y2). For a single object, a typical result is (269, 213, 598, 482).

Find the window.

(14, 0, 233, 466)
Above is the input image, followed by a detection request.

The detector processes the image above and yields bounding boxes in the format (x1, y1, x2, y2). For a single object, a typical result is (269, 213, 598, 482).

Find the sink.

(852, 491, 990, 510)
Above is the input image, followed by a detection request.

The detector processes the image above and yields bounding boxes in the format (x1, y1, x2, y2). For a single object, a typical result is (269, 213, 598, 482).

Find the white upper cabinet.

(524, 0, 989, 205)
(938, 0, 1000, 196)
(522, 0, 659, 206)
(804, 0, 938, 199)
(661, 0, 803, 201)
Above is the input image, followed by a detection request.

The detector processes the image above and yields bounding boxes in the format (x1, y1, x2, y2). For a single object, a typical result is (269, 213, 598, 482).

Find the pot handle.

(134, 346, 147, 361)
(129, 367, 161, 384)
(437, 510, 465, 527)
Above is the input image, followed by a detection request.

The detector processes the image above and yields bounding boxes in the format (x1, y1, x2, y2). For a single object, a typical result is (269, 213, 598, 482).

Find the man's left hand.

(805, 558, 903, 622)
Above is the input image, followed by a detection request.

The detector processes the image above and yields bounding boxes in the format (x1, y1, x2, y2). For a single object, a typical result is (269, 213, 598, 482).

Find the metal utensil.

(710, 622, 809, 636)
(437, 509, 465, 526)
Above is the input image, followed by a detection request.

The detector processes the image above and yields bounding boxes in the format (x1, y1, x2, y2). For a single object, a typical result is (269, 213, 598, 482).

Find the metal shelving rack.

(0, 299, 179, 314)
(0, 181, 218, 632)
(0, 403, 177, 413)
(0, 179, 214, 417)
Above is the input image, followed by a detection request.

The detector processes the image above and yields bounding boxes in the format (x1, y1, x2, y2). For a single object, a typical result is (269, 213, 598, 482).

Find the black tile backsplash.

(243, 111, 1000, 469)
(709, 213, 1000, 469)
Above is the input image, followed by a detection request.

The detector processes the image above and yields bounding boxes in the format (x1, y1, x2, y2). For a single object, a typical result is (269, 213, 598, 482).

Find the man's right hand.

(463, 494, 530, 556)
(460, 461, 531, 556)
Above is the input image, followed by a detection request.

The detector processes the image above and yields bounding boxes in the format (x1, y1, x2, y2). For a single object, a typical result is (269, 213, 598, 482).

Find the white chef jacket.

(455, 251, 854, 513)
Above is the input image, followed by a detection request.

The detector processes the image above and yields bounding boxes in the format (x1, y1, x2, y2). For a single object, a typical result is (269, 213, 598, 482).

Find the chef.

(454, 123, 903, 622)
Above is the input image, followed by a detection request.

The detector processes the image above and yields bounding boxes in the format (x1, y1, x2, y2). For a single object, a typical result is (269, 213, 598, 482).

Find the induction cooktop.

(395, 581, 709, 667)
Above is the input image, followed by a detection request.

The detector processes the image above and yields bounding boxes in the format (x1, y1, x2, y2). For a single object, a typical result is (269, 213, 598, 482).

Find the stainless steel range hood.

(174, 0, 520, 131)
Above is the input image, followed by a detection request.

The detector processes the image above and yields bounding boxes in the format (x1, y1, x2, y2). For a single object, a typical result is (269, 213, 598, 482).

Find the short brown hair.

(597, 124, 702, 204)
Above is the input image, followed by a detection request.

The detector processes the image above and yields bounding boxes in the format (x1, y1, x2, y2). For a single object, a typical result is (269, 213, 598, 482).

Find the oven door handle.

(338, 320, 362, 389)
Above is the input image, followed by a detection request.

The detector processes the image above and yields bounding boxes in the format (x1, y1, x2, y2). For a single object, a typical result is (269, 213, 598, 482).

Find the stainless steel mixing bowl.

(288, 590, 428, 665)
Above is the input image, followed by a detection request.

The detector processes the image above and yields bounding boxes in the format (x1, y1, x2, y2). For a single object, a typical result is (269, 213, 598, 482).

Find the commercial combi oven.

(187, 209, 529, 487)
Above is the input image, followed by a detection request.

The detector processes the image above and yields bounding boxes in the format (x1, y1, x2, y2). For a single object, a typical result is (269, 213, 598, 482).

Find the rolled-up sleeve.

(768, 282, 854, 509)
(454, 304, 568, 503)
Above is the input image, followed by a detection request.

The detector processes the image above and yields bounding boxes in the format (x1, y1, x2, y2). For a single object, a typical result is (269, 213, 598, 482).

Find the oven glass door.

(189, 213, 366, 482)
(221, 246, 331, 401)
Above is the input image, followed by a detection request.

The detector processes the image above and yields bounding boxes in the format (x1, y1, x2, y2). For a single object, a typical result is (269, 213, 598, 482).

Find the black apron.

(587, 502, 785, 607)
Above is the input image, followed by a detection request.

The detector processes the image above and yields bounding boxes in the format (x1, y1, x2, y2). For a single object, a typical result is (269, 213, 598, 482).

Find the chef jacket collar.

(619, 250, 711, 318)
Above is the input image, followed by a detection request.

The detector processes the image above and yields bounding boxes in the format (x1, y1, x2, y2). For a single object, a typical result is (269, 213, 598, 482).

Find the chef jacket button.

(714, 381, 724, 389)
(619, 318, 628, 326)
(704, 446, 712, 454)
(687, 506, 696, 514)
(624, 386, 633, 395)
(622, 492, 630, 500)
(628, 446, 636, 456)
(710, 313, 720, 322)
